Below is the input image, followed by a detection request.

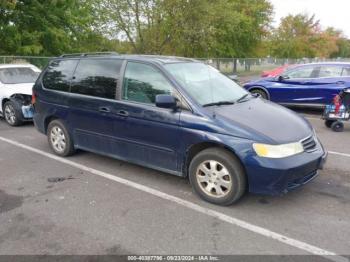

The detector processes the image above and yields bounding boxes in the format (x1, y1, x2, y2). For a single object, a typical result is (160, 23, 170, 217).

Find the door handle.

(99, 107, 111, 113)
(116, 110, 129, 117)
(336, 81, 345, 85)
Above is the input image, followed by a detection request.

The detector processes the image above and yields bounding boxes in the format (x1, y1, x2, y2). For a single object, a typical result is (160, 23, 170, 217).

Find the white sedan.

(0, 64, 40, 126)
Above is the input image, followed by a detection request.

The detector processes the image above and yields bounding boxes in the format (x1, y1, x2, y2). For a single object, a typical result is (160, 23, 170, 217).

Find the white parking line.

(305, 116, 322, 121)
(0, 136, 348, 262)
(329, 151, 350, 158)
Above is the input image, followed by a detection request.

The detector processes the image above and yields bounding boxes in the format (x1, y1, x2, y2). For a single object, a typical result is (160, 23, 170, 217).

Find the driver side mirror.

(277, 75, 290, 82)
(155, 94, 177, 109)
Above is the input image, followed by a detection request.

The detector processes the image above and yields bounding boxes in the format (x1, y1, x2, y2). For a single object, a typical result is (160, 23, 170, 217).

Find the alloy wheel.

(196, 160, 232, 198)
(4, 104, 16, 125)
(50, 126, 67, 153)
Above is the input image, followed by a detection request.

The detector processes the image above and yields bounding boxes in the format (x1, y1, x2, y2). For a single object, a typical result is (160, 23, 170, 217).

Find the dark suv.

(33, 53, 327, 205)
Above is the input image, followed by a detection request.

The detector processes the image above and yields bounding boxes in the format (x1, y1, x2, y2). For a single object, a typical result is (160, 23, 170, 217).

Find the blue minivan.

(33, 53, 327, 205)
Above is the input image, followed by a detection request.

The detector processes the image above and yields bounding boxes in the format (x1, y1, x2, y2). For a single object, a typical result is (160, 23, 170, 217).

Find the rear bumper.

(245, 139, 327, 195)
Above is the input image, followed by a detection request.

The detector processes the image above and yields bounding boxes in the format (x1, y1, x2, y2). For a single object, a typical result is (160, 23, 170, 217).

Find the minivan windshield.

(164, 62, 248, 106)
(0, 67, 39, 84)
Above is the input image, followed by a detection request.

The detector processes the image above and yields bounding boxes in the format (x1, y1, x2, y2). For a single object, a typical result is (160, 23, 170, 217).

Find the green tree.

(270, 14, 340, 58)
(0, 0, 114, 56)
(212, 0, 273, 58)
(99, 0, 273, 58)
(331, 38, 350, 58)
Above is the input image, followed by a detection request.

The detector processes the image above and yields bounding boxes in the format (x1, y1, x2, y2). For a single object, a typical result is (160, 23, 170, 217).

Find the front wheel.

(3, 101, 22, 126)
(250, 88, 268, 100)
(189, 148, 246, 205)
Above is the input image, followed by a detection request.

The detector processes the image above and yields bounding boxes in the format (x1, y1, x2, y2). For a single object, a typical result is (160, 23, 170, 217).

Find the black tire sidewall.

(47, 120, 74, 156)
(250, 88, 268, 100)
(3, 101, 23, 126)
(189, 148, 246, 205)
(331, 121, 344, 132)
(325, 120, 335, 128)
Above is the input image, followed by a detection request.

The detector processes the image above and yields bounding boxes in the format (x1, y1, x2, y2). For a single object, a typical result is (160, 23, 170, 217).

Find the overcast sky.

(270, 0, 350, 37)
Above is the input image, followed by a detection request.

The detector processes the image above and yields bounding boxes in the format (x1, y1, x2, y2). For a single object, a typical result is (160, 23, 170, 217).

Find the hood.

(211, 98, 312, 144)
(2, 83, 34, 96)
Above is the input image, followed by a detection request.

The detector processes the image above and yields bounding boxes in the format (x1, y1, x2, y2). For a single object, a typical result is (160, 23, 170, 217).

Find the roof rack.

(59, 52, 119, 58)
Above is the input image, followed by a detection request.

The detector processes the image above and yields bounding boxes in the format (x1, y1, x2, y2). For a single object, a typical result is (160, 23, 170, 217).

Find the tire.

(189, 148, 246, 206)
(325, 120, 335, 128)
(3, 101, 23, 126)
(250, 88, 268, 100)
(47, 120, 75, 156)
(331, 121, 344, 132)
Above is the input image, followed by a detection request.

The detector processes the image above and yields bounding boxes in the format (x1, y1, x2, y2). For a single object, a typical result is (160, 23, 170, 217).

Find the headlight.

(253, 142, 304, 158)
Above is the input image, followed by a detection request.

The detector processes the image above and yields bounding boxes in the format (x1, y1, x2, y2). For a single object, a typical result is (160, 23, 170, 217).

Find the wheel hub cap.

(50, 126, 66, 153)
(4, 104, 16, 124)
(196, 160, 232, 198)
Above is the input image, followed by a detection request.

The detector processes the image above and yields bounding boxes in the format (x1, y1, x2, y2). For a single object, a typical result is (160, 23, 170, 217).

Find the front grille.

(301, 135, 317, 152)
(287, 170, 318, 190)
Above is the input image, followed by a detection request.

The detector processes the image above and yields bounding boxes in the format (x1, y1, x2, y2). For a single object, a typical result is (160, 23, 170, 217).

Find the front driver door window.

(123, 62, 173, 104)
(284, 66, 316, 79)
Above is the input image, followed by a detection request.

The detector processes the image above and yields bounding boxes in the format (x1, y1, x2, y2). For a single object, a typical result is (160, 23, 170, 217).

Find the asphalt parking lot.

(0, 110, 350, 261)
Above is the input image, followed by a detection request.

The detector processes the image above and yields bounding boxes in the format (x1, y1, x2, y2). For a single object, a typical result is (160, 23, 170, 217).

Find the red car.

(261, 64, 293, 77)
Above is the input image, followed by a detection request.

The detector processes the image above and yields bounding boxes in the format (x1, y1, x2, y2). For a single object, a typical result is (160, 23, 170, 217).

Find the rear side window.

(122, 62, 173, 104)
(318, 66, 342, 78)
(70, 59, 122, 99)
(42, 59, 78, 92)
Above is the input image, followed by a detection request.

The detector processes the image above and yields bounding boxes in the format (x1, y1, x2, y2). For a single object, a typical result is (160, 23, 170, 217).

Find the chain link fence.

(198, 57, 350, 76)
(2, 55, 350, 77)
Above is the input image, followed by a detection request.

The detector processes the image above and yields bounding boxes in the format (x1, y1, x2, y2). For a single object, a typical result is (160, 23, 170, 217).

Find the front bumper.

(244, 138, 327, 195)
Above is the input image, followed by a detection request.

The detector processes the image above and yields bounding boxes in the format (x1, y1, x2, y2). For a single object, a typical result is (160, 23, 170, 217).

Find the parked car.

(0, 64, 40, 126)
(261, 64, 293, 78)
(33, 53, 327, 205)
(227, 74, 239, 83)
(244, 62, 350, 107)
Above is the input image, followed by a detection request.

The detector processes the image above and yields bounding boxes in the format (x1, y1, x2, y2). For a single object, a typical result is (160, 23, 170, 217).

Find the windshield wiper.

(236, 94, 250, 103)
(203, 101, 235, 107)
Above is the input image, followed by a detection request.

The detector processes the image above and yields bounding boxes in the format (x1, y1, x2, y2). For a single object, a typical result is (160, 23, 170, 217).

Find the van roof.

(58, 52, 198, 64)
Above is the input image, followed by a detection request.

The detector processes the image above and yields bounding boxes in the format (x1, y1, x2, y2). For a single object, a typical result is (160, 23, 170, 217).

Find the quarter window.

(43, 59, 78, 92)
(71, 59, 122, 99)
(122, 62, 173, 104)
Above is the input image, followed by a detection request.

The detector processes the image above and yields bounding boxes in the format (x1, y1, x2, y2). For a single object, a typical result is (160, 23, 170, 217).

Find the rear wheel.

(189, 148, 246, 205)
(331, 121, 344, 132)
(325, 120, 335, 128)
(250, 88, 268, 100)
(47, 120, 75, 156)
(3, 101, 22, 126)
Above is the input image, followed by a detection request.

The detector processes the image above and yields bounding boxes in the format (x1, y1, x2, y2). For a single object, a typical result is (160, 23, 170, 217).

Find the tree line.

(1, 0, 350, 58)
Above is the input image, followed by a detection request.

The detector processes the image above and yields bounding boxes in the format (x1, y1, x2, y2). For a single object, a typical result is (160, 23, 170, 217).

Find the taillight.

(32, 91, 36, 105)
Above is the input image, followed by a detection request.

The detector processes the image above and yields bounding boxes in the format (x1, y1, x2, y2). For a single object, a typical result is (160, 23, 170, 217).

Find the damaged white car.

(0, 64, 40, 126)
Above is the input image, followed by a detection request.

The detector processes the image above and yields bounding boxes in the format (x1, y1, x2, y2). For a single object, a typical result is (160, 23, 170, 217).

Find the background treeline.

(1, 0, 350, 58)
